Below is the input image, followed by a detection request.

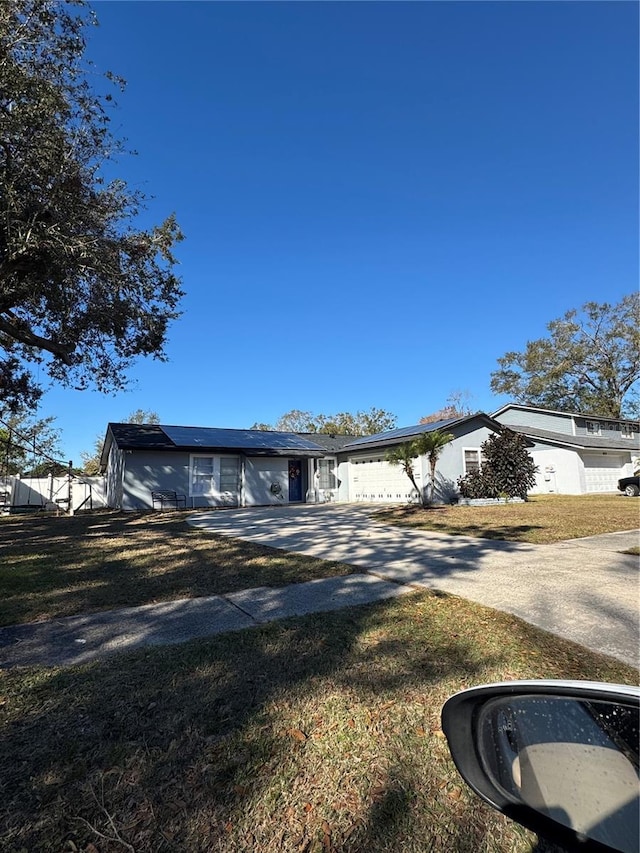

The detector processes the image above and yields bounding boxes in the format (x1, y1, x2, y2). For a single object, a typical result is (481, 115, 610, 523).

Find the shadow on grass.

(451, 524, 544, 541)
(0, 506, 533, 627)
(373, 508, 544, 542)
(0, 510, 360, 626)
(1, 592, 635, 853)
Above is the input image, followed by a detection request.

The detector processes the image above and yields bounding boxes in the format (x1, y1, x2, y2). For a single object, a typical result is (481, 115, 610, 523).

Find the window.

(463, 448, 487, 475)
(189, 455, 239, 496)
(464, 449, 481, 475)
(586, 421, 601, 436)
(190, 455, 217, 495)
(220, 457, 240, 492)
(318, 458, 337, 490)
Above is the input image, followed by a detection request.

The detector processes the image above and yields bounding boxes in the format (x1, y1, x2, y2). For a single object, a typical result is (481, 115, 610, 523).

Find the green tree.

(264, 407, 397, 435)
(385, 429, 453, 506)
(0, 411, 62, 475)
(348, 407, 397, 436)
(414, 429, 454, 504)
(0, 1, 184, 413)
(79, 435, 104, 476)
(274, 410, 316, 433)
(385, 442, 423, 505)
(490, 295, 640, 418)
(126, 409, 160, 425)
(458, 429, 537, 500)
(81, 409, 160, 474)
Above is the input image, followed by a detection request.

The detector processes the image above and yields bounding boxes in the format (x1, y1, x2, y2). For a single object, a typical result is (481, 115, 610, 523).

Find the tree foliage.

(126, 409, 160, 425)
(458, 429, 537, 500)
(490, 295, 640, 418)
(415, 430, 454, 504)
(313, 408, 397, 436)
(80, 408, 160, 474)
(274, 410, 316, 433)
(386, 429, 454, 506)
(0, 0, 184, 413)
(0, 410, 62, 475)
(420, 390, 473, 424)
(254, 407, 397, 436)
(385, 442, 422, 504)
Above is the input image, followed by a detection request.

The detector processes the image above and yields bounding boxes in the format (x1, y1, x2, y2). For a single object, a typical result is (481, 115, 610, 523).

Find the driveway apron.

(189, 504, 640, 668)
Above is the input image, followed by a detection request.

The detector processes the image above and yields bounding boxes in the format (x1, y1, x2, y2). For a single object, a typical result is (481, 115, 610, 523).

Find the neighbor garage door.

(582, 454, 624, 493)
(348, 456, 420, 502)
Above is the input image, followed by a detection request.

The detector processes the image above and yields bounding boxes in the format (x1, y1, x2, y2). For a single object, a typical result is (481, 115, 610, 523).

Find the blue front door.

(288, 460, 303, 502)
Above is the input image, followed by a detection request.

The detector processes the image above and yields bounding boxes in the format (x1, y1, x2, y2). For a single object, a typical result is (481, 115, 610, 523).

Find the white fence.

(0, 475, 107, 512)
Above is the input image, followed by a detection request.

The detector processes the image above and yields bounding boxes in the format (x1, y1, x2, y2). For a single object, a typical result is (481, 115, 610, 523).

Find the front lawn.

(0, 511, 357, 627)
(1, 591, 636, 853)
(373, 494, 640, 544)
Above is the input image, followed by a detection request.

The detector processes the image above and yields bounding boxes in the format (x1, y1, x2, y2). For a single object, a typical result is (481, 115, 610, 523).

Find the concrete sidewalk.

(0, 574, 413, 669)
(189, 505, 640, 667)
(1, 505, 637, 670)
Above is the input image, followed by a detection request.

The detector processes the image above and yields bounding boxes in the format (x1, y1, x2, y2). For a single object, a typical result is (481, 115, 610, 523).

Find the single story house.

(336, 413, 507, 504)
(100, 413, 504, 510)
(492, 404, 639, 494)
(100, 405, 639, 510)
(100, 422, 353, 511)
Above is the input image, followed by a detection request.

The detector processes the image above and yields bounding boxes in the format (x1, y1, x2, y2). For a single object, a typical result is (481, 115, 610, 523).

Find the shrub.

(457, 429, 537, 500)
(457, 469, 496, 499)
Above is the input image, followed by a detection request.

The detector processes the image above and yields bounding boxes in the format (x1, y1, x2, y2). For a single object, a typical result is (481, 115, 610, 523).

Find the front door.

(288, 460, 303, 502)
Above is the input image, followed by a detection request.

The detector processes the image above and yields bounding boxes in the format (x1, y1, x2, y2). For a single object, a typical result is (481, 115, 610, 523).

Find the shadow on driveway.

(189, 504, 639, 667)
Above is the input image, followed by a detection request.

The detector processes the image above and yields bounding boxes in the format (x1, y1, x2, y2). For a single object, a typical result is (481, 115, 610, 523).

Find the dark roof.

(341, 417, 460, 450)
(161, 425, 326, 455)
(107, 423, 175, 450)
(492, 403, 639, 427)
(339, 413, 503, 452)
(104, 422, 327, 460)
(505, 424, 640, 452)
(295, 432, 356, 452)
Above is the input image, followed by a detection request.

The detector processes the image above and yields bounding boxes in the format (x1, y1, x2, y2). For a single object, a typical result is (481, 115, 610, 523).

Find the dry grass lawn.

(1, 504, 637, 851)
(374, 493, 640, 543)
(0, 510, 357, 627)
(1, 591, 636, 853)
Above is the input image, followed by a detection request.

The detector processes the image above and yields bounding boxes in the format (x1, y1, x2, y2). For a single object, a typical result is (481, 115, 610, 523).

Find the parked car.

(618, 476, 640, 497)
(442, 680, 639, 853)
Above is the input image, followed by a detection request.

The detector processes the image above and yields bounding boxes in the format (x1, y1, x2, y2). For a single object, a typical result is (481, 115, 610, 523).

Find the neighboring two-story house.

(492, 404, 639, 494)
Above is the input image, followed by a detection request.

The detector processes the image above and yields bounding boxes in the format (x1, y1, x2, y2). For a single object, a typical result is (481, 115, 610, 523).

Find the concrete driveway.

(189, 504, 640, 668)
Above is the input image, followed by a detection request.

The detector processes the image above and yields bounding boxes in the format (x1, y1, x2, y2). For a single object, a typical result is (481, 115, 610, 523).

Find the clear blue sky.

(39, 1, 638, 463)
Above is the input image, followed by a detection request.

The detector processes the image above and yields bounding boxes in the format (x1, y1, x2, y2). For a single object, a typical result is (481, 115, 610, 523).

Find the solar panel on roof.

(343, 417, 461, 448)
(160, 425, 325, 453)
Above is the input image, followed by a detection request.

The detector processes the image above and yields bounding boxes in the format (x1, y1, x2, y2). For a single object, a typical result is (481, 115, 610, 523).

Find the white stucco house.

(99, 405, 639, 510)
(492, 404, 639, 494)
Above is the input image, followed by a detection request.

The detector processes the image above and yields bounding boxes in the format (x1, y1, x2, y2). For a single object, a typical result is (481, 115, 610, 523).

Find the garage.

(348, 455, 420, 502)
(581, 453, 625, 493)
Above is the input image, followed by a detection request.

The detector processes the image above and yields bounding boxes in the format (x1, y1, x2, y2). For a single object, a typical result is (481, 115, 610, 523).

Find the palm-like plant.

(385, 442, 423, 505)
(414, 429, 454, 504)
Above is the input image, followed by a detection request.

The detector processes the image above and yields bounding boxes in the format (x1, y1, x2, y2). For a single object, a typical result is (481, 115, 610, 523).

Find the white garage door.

(348, 456, 420, 502)
(582, 454, 624, 493)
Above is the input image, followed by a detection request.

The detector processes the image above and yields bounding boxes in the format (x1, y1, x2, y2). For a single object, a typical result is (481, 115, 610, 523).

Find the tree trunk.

(405, 467, 425, 507)
(428, 457, 437, 505)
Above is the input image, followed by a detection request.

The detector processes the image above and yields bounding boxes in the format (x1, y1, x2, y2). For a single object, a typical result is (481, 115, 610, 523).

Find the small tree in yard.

(385, 442, 423, 505)
(415, 429, 454, 504)
(386, 429, 454, 506)
(458, 429, 537, 500)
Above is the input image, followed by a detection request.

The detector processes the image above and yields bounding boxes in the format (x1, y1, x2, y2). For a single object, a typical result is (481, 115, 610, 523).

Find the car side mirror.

(442, 681, 639, 853)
